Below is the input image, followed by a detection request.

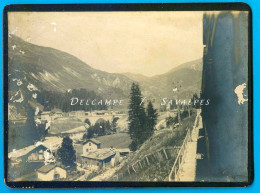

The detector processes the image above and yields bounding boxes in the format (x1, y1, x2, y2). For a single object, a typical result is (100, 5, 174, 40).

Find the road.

(90, 161, 126, 181)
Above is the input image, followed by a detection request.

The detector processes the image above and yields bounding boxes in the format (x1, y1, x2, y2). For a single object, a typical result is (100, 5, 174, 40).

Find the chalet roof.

(41, 111, 51, 115)
(117, 148, 131, 153)
(81, 148, 116, 160)
(83, 138, 101, 145)
(8, 137, 63, 159)
(8, 144, 48, 159)
(37, 164, 56, 173)
(52, 108, 62, 113)
(42, 137, 63, 151)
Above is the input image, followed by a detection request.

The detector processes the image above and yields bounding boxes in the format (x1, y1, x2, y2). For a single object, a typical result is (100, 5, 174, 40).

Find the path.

(175, 109, 203, 181)
(75, 163, 91, 181)
(75, 161, 126, 181)
(90, 161, 126, 181)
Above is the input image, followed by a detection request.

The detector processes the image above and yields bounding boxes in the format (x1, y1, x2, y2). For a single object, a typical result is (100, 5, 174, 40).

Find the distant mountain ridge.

(8, 35, 202, 114)
(122, 72, 149, 83)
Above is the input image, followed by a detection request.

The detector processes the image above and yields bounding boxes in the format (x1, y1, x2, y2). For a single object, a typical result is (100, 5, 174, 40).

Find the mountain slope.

(123, 59, 203, 101)
(8, 35, 202, 113)
(149, 58, 203, 99)
(8, 35, 132, 99)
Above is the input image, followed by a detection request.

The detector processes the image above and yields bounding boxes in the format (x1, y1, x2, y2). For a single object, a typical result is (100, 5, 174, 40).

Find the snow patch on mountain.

(35, 118, 42, 126)
(39, 71, 59, 82)
(30, 73, 38, 80)
(12, 89, 24, 103)
(32, 93, 37, 99)
(27, 83, 38, 91)
(63, 67, 80, 77)
(45, 121, 51, 130)
(35, 107, 40, 115)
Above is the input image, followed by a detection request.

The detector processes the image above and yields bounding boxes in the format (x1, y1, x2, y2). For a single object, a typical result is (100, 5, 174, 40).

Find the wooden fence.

(110, 128, 193, 181)
(111, 146, 180, 181)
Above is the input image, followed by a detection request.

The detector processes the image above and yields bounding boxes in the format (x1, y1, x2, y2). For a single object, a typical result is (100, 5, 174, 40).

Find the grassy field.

(95, 133, 132, 149)
(49, 118, 84, 134)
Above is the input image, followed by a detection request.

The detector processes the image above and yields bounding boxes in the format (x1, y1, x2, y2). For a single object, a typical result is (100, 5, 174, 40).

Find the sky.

(8, 11, 204, 76)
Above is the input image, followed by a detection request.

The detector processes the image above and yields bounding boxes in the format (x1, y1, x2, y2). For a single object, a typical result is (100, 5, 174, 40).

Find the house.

(62, 112, 69, 117)
(117, 148, 131, 156)
(37, 164, 66, 181)
(77, 111, 85, 117)
(112, 111, 124, 115)
(8, 104, 27, 121)
(69, 111, 85, 117)
(74, 143, 83, 163)
(82, 139, 101, 154)
(8, 144, 55, 179)
(8, 144, 51, 164)
(55, 112, 63, 117)
(40, 111, 51, 121)
(42, 136, 63, 155)
(81, 148, 117, 170)
(8, 137, 64, 167)
(96, 112, 105, 115)
(91, 110, 109, 116)
(79, 138, 129, 170)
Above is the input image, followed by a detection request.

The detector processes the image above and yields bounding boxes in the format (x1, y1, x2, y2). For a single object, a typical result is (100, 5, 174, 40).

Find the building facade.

(82, 139, 101, 154)
(37, 164, 67, 181)
(81, 148, 116, 170)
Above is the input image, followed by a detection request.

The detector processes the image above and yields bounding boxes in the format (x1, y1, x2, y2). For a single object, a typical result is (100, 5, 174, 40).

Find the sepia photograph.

(4, 4, 252, 187)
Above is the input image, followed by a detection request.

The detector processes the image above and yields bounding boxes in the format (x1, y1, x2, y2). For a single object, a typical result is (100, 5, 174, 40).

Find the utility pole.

(172, 81, 182, 125)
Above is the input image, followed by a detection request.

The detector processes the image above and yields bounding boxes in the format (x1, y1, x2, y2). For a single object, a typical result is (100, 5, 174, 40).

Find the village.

(8, 109, 132, 181)
(8, 104, 182, 182)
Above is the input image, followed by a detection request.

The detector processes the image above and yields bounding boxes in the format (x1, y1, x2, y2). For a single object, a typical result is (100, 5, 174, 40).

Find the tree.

(22, 105, 49, 144)
(192, 93, 200, 109)
(180, 110, 190, 119)
(84, 118, 91, 127)
(57, 136, 76, 168)
(37, 88, 108, 112)
(146, 101, 158, 137)
(83, 120, 113, 141)
(21, 106, 40, 147)
(112, 117, 119, 132)
(37, 123, 48, 140)
(166, 116, 176, 128)
(128, 83, 147, 151)
(83, 127, 95, 140)
(160, 105, 166, 112)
